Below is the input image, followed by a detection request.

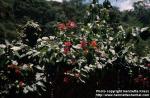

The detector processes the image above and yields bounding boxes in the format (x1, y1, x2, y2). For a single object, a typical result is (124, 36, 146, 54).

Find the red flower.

(90, 40, 97, 48)
(80, 41, 87, 49)
(146, 63, 150, 67)
(64, 48, 70, 54)
(63, 68, 69, 72)
(66, 20, 77, 29)
(144, 78, 148, 81)
(19, 81, 24, 88)
(63, 77, 69, 84)
(57, 23, 66, 31)
(64, 41, 72, 47)
(15, 69, 21, 75)
(63, 41, 72, 54)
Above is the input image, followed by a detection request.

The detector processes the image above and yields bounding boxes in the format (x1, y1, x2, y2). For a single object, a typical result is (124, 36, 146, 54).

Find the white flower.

(102, 20, 106, 24)
(11, 46, 21, 51)
(109, 37, 113, 41)
(101, 51, 107, 58)
(22, 64, 28, 70)
(12, 60, 18, 65)
(84, 66, 90, 71)
(59, 42, 63, 45)
(60, 48, 64, 53)
(81, 28, 85, 31)
(72, 44, 81, 49)
(0, 44, 6, 48)
(96, 62, 102, 69)
(42, 37, 49, 41)
(41, 41, 47, 45)
(87, 23, 92, 28)
(91, 4, 95, 8)
(95, 57, 99, 61)
(141, 27, 149, 32)
(109, 49, 115, 55)
(132, 32, 137, 37)
(23, 87, 29, 94)
(96, 15, 100, 20)
(49, 36, 55, 40)
(96, 34, 100, 38)
(36, 81, 46, 88)
(26, 85, 34, 92)
(37, 38, 42, 42)
(36, 73, 44, 81)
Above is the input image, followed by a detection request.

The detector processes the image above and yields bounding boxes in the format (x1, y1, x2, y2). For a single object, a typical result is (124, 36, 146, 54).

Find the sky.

(48, 0, 144, 11)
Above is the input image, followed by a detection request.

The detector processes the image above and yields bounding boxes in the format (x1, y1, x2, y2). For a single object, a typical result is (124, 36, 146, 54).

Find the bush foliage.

(0, 0, 150, 98)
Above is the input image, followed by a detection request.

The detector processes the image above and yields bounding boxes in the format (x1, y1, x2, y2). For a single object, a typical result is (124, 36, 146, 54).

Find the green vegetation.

(0, 0, 150, 39)
(0, 0, 149, 98)
(0, 0, 149, 55)
(0, 0, 87, 41)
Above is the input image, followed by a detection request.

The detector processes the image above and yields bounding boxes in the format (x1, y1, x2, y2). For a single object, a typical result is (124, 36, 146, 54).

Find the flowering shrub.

(0, 0, 150, 97)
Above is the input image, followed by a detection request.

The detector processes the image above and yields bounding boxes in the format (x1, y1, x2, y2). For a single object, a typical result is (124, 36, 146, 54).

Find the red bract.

(63, 77, 69, 84)
(66, 20, 77, 29)
(80, 41, 87, 49)
(147, 63, 150, 67)
(63, 68, 69, 72)
(15, 69, 21, 75)
(64, 48, 70, 54)
(90, 40, 97, 48)
(144, 63, 149, 67)
(144, 78, 148, 81)
(64, 41, 72, 54)
(64, 41, 72, 47)
(57, 23, 66, 31)
(19, 81, 24, 88)
(8, 64, 17, 69)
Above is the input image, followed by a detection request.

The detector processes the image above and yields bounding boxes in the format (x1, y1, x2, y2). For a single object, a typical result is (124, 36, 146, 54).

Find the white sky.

(47, 0, 146, 11)
(46, 0, 63, 2)
(108, 0, 143, 11)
